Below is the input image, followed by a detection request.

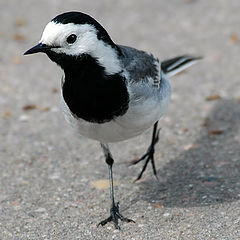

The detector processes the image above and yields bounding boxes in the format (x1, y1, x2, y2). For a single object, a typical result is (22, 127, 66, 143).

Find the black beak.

(24, 43, 51, 55)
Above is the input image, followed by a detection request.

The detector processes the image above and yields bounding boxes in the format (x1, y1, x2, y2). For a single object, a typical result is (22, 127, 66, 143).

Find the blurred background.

(0, 0, 240, 239)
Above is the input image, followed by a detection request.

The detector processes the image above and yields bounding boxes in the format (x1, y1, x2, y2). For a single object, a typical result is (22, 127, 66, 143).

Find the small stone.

(48, 173, 60, 180)
(163, 212, 170, 217)
(35, 207, 46, 213)
(19, 114, 29, 122)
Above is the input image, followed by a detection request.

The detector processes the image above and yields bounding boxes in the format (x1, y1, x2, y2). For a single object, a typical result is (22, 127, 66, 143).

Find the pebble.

(19, 114, 29, 122)
(35, 207, 46, 213)
(163, 212, 170, 217)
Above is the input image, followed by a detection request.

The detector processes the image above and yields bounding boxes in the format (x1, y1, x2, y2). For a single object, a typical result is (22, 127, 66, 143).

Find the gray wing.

(118, 45, 160, 86)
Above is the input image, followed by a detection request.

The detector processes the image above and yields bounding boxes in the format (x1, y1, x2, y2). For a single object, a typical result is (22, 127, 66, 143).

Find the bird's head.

(24, 12, 122, 74)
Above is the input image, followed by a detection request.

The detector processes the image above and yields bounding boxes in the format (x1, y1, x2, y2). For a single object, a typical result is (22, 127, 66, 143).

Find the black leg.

(97, 143, 135, 229)
(131, 121, 160, 181)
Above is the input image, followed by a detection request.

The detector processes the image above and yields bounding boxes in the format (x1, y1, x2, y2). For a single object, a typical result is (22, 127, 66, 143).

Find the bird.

(24, 11, 201, 229)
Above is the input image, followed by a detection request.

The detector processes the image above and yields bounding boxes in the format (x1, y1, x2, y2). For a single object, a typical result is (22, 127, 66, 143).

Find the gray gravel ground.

(1, 0, 240, 239)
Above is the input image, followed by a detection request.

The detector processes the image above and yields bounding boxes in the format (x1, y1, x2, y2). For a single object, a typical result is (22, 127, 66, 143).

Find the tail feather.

(161, 55, 202, 78)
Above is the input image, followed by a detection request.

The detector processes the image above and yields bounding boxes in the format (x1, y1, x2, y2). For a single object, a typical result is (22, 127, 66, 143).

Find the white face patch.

(40, 21, 121, 74)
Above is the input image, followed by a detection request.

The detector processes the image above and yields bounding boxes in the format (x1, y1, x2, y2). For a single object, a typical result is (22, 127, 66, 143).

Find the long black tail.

(161, 55, 202, 77)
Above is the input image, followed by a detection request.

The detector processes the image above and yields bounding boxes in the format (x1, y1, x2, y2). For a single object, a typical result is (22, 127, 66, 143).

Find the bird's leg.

(131, 121, 160, 181)
(98, 143, 135, 229)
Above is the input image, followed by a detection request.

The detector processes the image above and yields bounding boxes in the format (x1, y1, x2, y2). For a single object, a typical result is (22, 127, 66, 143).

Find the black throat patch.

(50, 52, 129, 123)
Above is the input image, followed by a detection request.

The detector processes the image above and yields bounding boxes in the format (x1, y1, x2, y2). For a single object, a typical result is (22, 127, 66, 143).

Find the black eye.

(66, 34, 77, 44)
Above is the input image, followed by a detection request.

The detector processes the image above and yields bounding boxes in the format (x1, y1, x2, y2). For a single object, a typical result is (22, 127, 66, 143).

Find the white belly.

(60, 77, 171, 143)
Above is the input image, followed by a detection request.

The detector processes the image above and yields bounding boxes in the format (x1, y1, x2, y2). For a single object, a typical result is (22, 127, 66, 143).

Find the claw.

(155, 128, 161, 144)
(97, 202, 135, 229)
(131, 124, 161, 181)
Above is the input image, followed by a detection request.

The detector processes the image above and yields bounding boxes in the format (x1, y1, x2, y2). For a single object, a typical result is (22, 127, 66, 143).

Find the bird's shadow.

(136, 99, 240, 207)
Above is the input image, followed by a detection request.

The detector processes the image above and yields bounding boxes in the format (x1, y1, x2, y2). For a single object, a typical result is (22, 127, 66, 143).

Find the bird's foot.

(97, 202, 135, 230)
(131, 129, 160, 181)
